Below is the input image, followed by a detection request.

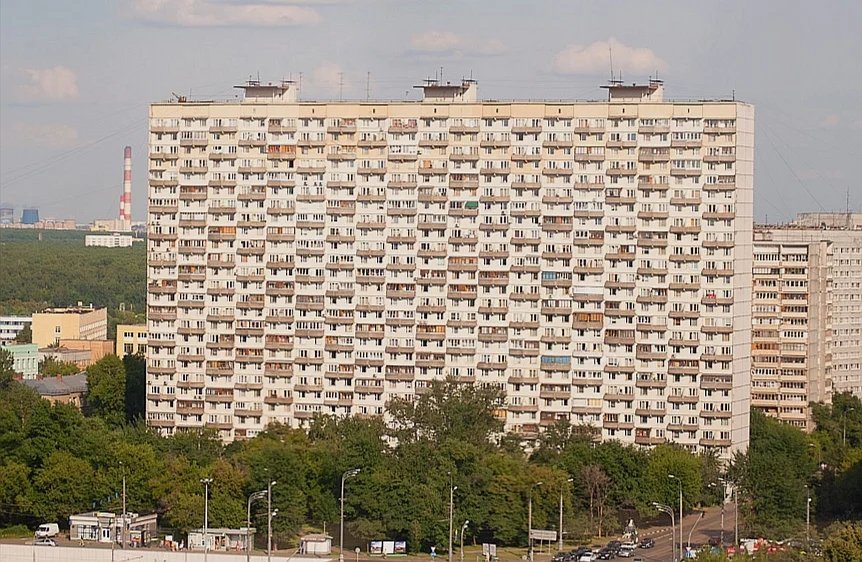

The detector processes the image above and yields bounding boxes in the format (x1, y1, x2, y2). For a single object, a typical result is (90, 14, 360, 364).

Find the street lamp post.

(460, 520, 469, 562)
(267, 480, 277, 562)
(843, 407, 855, 447)
(528, 481, 543, 562)
(201, 478, 213, 562)
(340, 469, 361, 562)
(247, 490, 266, 562)
(668, 475, 683, 561)
(448, 474, 457, 562)
(806, 489, 812, 547)
(120, 462, 126, 550)
(558, 478, 573, 552)
(651, 503, 675, 562)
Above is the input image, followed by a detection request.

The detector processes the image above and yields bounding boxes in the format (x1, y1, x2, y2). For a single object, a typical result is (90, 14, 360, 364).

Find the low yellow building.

(116, 324, 148, 356)
(31, 305, 107, 348)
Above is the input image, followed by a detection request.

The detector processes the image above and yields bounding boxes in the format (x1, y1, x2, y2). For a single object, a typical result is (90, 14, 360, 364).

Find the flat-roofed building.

(758, 217, 862, 397)
(32, 305, 107, 348)
(752, 230, 832, 430)
(146, 78, 754, 458)
(0, 315, 31, 341)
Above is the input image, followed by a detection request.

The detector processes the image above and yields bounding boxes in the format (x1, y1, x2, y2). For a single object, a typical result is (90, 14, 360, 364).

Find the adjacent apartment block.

(31, 305, 108, 348)
(147, 79, 754, 458)
(752, 230, 832, 430)
(758, 216, 862, 397)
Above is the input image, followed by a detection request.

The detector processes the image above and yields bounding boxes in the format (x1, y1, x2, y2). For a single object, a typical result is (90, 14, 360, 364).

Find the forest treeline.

(1, 352, 861, 555)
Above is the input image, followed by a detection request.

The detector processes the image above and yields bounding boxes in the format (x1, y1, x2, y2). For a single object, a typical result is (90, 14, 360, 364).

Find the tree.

(123, 352, 146, 422)
(14, 324, 31, 344)
(729, 411, 818, 538)
(85, 354, 126, 426)
(581, 464, 610, 537)
(823, 522, 862, 562)
(387, 376, 505, 448)
(39, 357, 80, 377)
(0, 348, 15, 388)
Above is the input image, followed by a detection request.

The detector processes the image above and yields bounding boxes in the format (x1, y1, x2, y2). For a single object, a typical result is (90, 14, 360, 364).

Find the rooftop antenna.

(298, 72, 303, 98)
(339, 72, 344, 101)
(366, 71, 371, 101)
(847, 187, 852, 228)
(608, 44, 614, 82)
(440, 66, 444, 84)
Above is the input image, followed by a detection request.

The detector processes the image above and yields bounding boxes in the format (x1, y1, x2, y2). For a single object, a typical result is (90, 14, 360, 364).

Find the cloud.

(18, 66, 79, 102)
(476, 39, 507, 56)
(306, 61, 347, 98)
(410, 31, 462, 53)
(552, 38, 667, 76)
(128, 0, 321, 27)
(3, 123, 80, 149)
(408, 31, 507, 58)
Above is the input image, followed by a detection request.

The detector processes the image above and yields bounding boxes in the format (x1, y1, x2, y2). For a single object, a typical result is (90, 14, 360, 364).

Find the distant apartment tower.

(147, 79, 754, 458)
(31, 305, 108, 348)
(758, 217, 862, 397)
(751, 231, 832, 430)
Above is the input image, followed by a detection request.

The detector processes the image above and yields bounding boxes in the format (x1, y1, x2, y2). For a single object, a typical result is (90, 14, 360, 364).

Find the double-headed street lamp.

(528, 481, 543, 562)
(668, 474, 683, 560)
(340, 468, 361, 562)
(651, 502, 675, 562)
(200, 478, 213, 562)
(558, 477, 573, 552)
(460, 520, 469, 562)
(247, 489, 267, 562)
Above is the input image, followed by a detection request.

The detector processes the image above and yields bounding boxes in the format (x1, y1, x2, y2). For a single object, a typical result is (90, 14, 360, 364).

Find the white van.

(35, 523, 59, 538)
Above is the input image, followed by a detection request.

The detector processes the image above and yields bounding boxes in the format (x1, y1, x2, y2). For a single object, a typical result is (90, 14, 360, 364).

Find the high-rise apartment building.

(758, 217, 862, 397)
(147, 79, 754, 458)
(751, 231, 832, 430)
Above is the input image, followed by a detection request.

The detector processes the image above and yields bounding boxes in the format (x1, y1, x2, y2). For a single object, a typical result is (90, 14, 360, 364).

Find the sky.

(0, 0, 860, 223)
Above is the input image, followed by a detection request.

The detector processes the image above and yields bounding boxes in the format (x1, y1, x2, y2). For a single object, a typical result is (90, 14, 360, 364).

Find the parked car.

(34, 538, 56, 547)
(606, 540, 622, 552)
(596, 549, 616, 560)
(638, 538, 655, 549)
(35, 523, 59, 538)
(578, 553, 596, 562)
(617, 545, 635, 558)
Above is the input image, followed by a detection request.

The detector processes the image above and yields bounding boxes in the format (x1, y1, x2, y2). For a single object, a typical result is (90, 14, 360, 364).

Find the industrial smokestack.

(121, 145, 132, 230)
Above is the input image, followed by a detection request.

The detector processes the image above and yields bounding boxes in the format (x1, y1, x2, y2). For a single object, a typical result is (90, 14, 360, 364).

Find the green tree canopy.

(84, 354, 126, 426)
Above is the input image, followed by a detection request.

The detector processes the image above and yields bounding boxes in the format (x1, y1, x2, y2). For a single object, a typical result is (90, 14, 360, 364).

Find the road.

(627, 503, 737, 561)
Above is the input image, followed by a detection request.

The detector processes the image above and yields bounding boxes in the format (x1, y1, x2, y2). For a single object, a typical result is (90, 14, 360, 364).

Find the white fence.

(0, 544, 330, 562)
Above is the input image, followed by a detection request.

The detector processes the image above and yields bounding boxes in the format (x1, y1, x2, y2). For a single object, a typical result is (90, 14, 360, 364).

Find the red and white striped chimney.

(121, 145, 132, 230)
